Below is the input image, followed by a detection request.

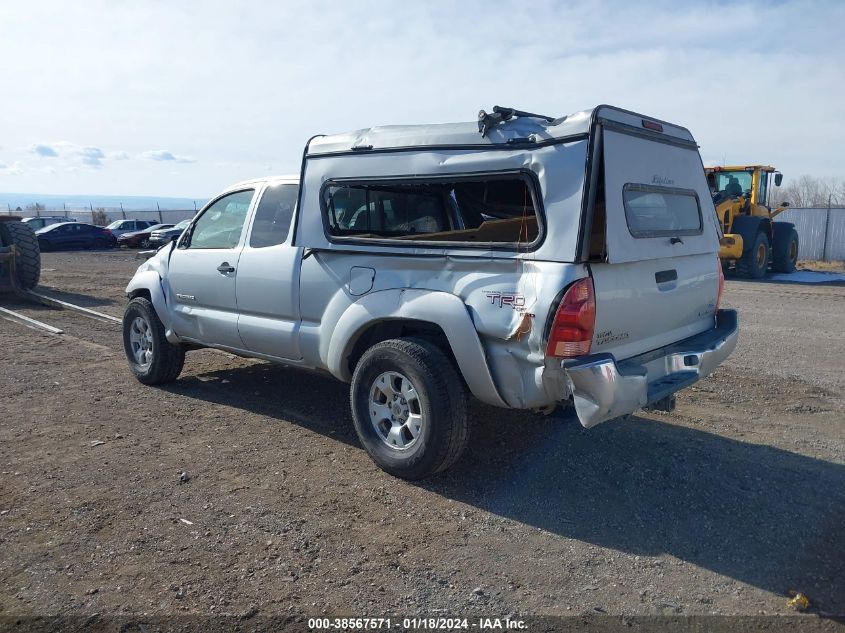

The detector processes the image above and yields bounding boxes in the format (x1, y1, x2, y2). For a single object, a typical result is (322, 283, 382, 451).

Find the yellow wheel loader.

(705, 165, 798, 279)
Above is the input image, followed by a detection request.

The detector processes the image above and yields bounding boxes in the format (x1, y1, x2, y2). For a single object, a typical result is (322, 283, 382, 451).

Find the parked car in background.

(147, 219, 191, 247)
(105, 219, 158, 238)
(36, 222, 116, 251)
(22, 216, 77, 231)
(118, 223, 174, 249)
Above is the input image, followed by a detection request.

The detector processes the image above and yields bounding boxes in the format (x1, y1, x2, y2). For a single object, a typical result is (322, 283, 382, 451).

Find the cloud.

(0, 161, 24, 176)
(108, 150, 129, 160)
(77, 146, 105, 167)
(31, 144, 58, 157)
(140, 150, 196, 163)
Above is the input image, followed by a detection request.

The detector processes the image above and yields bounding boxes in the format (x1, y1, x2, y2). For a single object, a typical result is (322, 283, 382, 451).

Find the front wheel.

(123, 297, 185, 385)
(350, 338, 468, 479)
(735, 231, 770, 279)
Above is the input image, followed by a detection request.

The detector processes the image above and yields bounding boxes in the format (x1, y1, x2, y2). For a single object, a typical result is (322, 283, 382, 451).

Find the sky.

(0, 0, 843, 199)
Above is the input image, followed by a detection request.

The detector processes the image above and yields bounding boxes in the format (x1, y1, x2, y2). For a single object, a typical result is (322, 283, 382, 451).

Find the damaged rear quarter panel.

(299, 251, 586, 409)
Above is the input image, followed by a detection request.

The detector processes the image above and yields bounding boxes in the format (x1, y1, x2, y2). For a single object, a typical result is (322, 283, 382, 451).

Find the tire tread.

(735, 231, 770, 279)
(1, 221, 41, 289)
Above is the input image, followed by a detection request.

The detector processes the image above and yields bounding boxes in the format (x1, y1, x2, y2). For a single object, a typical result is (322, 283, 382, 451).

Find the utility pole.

(822, 193, 833, 262)
(157, 202, 163, 224)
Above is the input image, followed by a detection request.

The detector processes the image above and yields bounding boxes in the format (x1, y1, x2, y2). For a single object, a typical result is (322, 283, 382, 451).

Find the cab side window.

(187, 190, 254, 249)
(249, 184, 298, 248)
(757, 172, 768, 206)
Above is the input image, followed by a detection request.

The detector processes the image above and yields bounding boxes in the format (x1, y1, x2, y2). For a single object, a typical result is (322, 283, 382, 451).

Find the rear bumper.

(563, 309, 738, 428)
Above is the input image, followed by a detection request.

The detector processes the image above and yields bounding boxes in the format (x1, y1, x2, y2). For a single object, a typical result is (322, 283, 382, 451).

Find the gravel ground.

(0, 250, 843, 624)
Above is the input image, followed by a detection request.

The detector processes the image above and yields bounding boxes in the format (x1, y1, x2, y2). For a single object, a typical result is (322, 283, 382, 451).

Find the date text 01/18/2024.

(308, 617, 527, 630)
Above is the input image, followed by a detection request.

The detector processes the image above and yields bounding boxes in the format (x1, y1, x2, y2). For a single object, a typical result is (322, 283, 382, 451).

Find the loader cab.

(706, 165, 780, 209)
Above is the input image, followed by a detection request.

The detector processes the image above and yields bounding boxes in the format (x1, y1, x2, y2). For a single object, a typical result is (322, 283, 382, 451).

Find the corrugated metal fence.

(778, 207, 845, 261)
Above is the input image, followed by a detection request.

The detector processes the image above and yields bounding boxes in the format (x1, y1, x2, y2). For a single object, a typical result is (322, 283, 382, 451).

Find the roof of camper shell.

(306, 105, 696, 155)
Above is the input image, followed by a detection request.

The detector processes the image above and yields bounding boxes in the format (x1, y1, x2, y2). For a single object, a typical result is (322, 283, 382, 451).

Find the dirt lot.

(1, 250, 843, 623)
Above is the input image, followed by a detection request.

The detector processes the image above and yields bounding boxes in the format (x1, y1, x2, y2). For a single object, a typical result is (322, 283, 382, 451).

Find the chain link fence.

(6, 206, 197, 225)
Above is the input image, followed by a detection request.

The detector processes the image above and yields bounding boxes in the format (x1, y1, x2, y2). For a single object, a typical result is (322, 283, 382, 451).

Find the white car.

(22, 216, 76, 231)
(105, 219, 157, 238)
(123, 104, 738, 479)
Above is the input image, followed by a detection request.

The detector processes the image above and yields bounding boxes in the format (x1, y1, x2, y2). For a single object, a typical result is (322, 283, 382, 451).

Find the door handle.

(655, 269, 678, 284)
(217, 262, 235, 274)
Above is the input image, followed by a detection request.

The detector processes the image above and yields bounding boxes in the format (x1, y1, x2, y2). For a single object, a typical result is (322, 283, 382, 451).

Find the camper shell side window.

(320, 171, 544, 250)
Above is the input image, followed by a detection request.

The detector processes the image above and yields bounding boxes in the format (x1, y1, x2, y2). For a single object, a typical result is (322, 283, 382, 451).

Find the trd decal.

(484, 291, 527, 312)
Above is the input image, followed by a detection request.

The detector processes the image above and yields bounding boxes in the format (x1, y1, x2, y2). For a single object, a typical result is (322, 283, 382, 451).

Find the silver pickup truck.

(124, 105, 738, 479)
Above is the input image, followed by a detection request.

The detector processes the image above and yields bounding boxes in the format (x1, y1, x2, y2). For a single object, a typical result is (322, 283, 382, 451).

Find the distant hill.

(0, 192, 207, 211)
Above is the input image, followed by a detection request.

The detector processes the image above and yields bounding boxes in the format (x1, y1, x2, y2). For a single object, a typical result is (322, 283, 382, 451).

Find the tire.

(350, 338, 468, 479)
(93, 238, 108, 249)
(0, 221, 41, 290)
(140, 239, 151, 249)
(123, 297, 185, 385)
(772, 226, 799, 273)
(735, 231, 770, 279)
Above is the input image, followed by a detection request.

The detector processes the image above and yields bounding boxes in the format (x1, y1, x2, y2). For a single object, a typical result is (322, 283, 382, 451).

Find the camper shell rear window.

(622, 184, 702, 238)
(321, 171, 543, 249)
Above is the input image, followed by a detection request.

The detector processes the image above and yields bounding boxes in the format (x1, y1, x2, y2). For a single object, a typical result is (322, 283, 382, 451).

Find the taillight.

(546, 277, 596, 358)
(716, 258, 725, 312)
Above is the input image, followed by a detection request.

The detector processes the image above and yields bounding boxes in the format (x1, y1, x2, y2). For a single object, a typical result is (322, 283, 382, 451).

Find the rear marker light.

(716, 257, 725, 313)
(546, 277, 596, 359)
(642, 119, 663, 133)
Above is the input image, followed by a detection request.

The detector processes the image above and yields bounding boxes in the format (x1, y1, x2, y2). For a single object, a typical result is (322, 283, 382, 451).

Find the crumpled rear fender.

(326, 288, 508, 408)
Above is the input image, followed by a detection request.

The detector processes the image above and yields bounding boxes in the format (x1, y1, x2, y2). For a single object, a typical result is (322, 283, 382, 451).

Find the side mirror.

(774, 172, 783, 187)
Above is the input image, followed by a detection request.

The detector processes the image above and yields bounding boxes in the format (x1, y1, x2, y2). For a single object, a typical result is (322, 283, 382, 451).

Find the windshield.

(709, 171, 752, 197)
(148, 224, 172, 231)
(106, 220, 124, 229)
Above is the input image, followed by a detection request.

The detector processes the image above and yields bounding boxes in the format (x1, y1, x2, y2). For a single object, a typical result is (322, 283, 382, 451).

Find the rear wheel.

(735, 231, 770, 279)
(140, 238, 151, 249)
(0, 221, 41, 290)
(772, 226, 799, 273)
(123, 297, 185, 385)
(350, 338, 468, 479)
